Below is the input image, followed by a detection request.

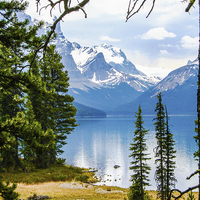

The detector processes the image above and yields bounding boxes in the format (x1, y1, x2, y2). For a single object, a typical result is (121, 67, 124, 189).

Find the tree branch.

(35, 0, 90, 51)
(167, 170, 200, 200)
(186, 169, 200, 180)
(126, 0, 156, 22)
(146, 0, 156, 18)
(185, 0, 196, 12)
(167, 185, 199, 200)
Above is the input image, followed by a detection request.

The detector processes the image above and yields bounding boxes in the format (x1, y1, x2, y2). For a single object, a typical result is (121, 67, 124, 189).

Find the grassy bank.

(0, 164, 97, 184)
(0, 164, 198, 199)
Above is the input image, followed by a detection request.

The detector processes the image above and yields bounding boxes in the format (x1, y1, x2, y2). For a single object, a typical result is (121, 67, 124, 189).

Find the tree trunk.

(14, 136, 19, 170)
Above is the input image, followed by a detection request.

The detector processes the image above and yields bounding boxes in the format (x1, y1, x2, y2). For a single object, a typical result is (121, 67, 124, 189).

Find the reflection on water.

(62, 116, 198, 190)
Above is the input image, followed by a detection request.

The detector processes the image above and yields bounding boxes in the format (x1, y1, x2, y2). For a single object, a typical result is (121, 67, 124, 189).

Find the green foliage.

(0, 181, 19, 200)
(128, 183, 152, 200)
(154, 93, 176, 200)
(129, 105, 151, 200)
(165, 107, 177, 198)
(0, 1, 77, 171)
(28, 45, 77, 168)
(187, 191, 196, 200)
(0, 165, 94, 184)
(75, 174, 89, 183)
(194, 119, 199, 160)
(56, 158, 66, 165)
(154, 92, 167, 200)
(128, 183, 142, 200)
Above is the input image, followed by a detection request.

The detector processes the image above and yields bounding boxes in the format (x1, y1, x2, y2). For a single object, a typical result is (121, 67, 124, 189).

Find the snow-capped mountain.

(38, 17, 161, 111)
(71, 43, 144, 75)
(115, 59, 198, 115)
(71, 43, 161, 92)
(150, 59, 198, 97)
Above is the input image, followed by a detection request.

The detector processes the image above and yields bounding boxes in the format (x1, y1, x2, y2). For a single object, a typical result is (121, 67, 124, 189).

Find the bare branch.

(126, 0, 147, 22)
(167, 185, 199, 200)
(167, 170, 200, 200)
(126, 0, 157, 21)
(186, 169, 200, 180)
(146, 0, 156, 18)
(34, 0, 90, 53)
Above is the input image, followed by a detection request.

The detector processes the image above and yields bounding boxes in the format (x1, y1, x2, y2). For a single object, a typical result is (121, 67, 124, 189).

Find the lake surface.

(62, 115, 198, 190)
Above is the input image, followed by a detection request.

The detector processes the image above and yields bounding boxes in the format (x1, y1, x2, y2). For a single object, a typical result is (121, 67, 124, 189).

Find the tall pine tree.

(0, 1, 46, 171)
(154, 92, 167, 200)
(129, 105, 151, 200)
(165, 106, 177, 199)
(154, 93, 176, 200)
(28, 45, 77, 168)
(0, 1, 76, 171)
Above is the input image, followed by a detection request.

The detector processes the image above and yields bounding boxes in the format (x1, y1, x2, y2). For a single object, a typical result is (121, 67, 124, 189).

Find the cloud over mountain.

(141, 27, 176, 40)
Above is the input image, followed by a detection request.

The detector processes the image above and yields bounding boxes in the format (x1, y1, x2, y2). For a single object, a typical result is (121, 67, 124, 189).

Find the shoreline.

(14, 181, 198, 200)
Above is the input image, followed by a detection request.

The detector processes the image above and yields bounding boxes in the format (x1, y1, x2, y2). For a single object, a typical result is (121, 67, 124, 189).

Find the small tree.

(129, 105, 151, 200)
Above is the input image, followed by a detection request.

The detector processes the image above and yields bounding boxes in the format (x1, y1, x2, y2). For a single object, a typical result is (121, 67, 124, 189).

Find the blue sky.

(26, 0, 199, 70)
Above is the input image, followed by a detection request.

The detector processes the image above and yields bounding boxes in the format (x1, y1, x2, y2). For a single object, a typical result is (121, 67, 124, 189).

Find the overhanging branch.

(126, 0, 156, 22)
(35, 0, 90, 50)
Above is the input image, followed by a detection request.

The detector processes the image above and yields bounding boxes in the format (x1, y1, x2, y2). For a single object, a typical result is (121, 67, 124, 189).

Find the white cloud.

(160, 50, 170, 56)
(181, 36, 198, 49)
(100, 36, 121, 42)
(141, 27, 176, 40)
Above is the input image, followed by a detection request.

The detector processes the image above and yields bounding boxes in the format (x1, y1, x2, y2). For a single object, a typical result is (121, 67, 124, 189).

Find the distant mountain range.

(115, 59, 198, 115)
(20, 13, 198, 116)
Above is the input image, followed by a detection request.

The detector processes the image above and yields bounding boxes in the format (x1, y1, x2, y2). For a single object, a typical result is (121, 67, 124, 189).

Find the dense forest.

(0, 0, 77, 172)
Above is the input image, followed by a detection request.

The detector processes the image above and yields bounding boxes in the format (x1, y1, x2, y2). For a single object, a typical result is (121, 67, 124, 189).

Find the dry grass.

(147, 190, 199, 200)
(0, 165, 199, 199)
(0, 182, 197, 200)
(14, 181, 128, 200)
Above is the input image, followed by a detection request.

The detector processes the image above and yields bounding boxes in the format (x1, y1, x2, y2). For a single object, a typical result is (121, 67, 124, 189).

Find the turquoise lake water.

(62, 115, 198, 190)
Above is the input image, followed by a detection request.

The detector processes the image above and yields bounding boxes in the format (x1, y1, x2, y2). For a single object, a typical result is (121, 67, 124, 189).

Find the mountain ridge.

(114, 60, 198, 115)
(18, 12, 197, 115)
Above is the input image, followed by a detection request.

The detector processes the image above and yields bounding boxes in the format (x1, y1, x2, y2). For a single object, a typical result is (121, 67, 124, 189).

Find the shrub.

(75, 175, 89, 183)
(187, 191, 195, 200)
(56, 158, 66, 165)
(0, 181, 19, 200)
(52, 174, 67, 181)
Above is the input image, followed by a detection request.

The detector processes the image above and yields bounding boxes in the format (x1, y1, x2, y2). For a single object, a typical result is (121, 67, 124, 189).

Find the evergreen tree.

(154, 92, 167, 200)
(0, 1, 45, 171)
(0, 1, 45, 91)
(165, 106, 177, 199)
(154, 93, 177, 200)
(28, 45, 77, 167)
(0, 1, 77, 171)
(129, 105, 151, 200)
(0, 181, 19, 200)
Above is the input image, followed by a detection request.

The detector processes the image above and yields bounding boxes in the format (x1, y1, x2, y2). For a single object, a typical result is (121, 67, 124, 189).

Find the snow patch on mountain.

(150, 61, 198, 97)
(187, 58, 198, 65)
(71, 43, 124, 68)
(95, 44, 124, 64)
